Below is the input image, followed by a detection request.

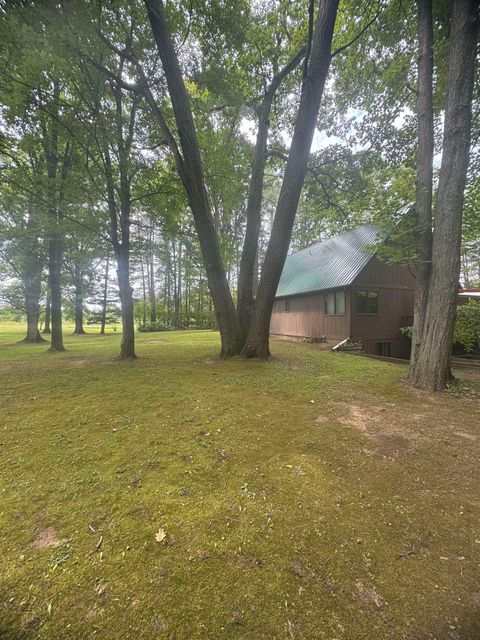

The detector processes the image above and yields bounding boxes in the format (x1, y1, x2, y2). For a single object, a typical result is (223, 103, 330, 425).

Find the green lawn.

(1, 323, 480, 640)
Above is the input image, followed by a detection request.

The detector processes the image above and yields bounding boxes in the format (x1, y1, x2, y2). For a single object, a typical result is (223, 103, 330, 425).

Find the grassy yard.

(1, 323, 480, 640)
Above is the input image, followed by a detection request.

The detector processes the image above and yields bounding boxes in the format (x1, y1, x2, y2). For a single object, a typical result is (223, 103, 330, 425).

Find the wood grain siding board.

(270, 289, 350, 340)
(353, 257, 416, 289)
(350, 259, 415, 357)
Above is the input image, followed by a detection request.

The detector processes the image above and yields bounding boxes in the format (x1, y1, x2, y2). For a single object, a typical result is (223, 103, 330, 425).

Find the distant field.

(1, 322, 480, 639)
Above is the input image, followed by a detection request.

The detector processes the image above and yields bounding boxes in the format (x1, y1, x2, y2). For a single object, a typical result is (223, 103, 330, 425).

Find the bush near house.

(401, 299, 480, 353)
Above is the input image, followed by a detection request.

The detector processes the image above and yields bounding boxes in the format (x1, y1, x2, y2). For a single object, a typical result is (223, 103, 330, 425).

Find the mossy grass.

(1, 322, 479, 639)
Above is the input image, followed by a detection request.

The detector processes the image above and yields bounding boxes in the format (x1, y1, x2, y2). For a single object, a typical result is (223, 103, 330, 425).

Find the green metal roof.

(276, 224, 384, 298)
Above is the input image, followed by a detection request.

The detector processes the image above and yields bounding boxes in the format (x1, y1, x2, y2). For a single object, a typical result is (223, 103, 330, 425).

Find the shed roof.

(276, 223, 384, 298)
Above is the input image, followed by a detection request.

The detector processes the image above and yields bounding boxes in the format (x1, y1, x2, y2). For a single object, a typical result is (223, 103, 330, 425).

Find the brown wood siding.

(270, 289, 350, 341)
(350, 259, 415, 358)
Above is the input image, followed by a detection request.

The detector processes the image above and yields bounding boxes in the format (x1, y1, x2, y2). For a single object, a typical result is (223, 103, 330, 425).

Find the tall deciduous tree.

(144, 0, 339, 358)
(408, 0, 479, 390)
(241, 0, 339, 358)
(408, 0, 434, 372)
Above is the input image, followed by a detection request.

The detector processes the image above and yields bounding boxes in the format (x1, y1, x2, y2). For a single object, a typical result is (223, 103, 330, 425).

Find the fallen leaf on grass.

(155, 528, 167, 543)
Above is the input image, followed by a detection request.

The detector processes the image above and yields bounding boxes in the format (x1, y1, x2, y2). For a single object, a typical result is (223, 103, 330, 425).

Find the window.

(325, 290, 345, 315)
(357, 289, 378, 314)
(285, 298, 290, 312)
(375, 342, 391, 357)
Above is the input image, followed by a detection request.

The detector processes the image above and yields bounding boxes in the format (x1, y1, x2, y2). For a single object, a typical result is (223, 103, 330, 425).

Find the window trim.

(324, 289, 346, 316)
(284, 298, 291, 312)
(356, 288, 379, 315)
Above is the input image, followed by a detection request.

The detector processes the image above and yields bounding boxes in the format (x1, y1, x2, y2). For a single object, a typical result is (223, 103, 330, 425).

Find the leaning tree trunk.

(407, 0, 434, 376)
(72, 264, 86, 334)
(48, 235, 65, 352)
(43, 293, 51, 334)
(116, 247, 136, 359)
(237, 49, 305, 342)
(145, 0, 242, 357)
(241, 0, 339, 359)
(409, 0, 479, 391)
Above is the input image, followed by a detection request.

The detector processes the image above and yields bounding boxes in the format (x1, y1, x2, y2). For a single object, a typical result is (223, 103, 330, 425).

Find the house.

(270, 224, 415, 358)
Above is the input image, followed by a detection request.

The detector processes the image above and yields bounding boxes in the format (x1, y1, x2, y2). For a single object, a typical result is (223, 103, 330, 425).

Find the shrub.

(454, 299, 480, 352)
(400, 299, 480, 353)
(137, 321, 170, 333)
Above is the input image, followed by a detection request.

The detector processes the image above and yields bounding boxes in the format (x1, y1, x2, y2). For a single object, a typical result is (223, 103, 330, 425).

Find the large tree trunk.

(145, 0, 242, 357)
(408, 0, 479, 390)
(407, 0, 434, 376)
(72, 263, 86, 335)
(241, 0, 339, 358)
(43, 293, 51, 334)
(48, 235, 65, 352)
(21, 210, 45, 343)
(23, 277, 44, 343)
(116, 247, 136, 359)
(100, 257, 109, 335)
(22, 258, 45, 343)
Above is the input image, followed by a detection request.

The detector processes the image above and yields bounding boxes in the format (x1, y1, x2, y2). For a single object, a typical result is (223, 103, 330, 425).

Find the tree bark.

(241, 0, 339, 358)
(149, 250, 157, 323)
(409, 0, 479, 390)
(22, 253, 45, 343)
(48, 235, 65, 352)
(104, 140, 136, 358)
(23, 273, 44, 342)
(20, 207, 46, 343)
(72, 263, 86, 334)
(43, 293, 51, 334)
(117, 246, 136, 359)
(407, 0, 434, 377)
(100, 257, 109, 335)
(145, 0, 242, 357)
(140, 257, 148, 326)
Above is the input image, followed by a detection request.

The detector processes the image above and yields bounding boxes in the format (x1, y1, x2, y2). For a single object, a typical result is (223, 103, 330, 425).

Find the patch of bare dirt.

(30, 527, 65, 549)
(70, 358, 88, 367)
(338, 404, 370, 432)
(239, 555, 263, 568)
(334, 397, 480, 463)
(215, 449, 231, 462)
(375, 434, 411, 460)
(290, 560, 314, 580)
(315, 415, 330, 424)
(21, 614, 42, 631)
(354, 580, 386, 610)
(333, 402, 421, 459)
